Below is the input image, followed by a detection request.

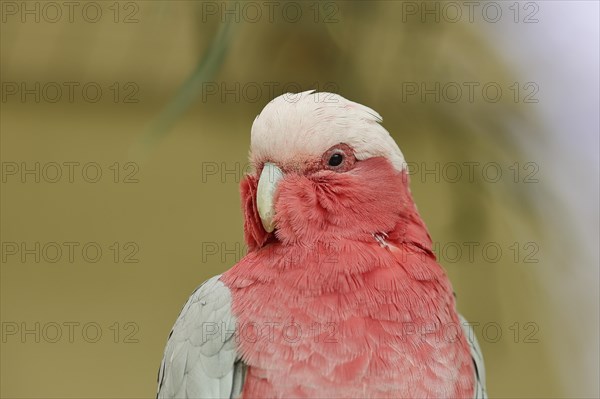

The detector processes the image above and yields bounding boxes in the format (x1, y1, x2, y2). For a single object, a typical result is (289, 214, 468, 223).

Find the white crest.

(250, 91, 406, 171)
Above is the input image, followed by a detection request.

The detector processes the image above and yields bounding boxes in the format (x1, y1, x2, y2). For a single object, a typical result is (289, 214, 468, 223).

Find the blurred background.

(1, 1, 598, 398)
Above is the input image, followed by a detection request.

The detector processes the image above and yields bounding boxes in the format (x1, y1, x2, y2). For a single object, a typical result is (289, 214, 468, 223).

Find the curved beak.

(256, 162, 284, 233)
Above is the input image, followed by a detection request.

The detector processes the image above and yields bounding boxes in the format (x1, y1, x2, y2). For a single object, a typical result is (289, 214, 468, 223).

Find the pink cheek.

(271, 158, 406, 242)
(274, 176, 328, 240)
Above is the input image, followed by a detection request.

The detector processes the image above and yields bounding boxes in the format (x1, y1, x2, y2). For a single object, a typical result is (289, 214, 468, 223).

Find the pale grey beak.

(256, 162, 284, 233)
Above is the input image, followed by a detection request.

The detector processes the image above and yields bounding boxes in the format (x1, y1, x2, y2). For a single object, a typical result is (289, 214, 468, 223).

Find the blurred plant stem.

(131, 10, 237, 160)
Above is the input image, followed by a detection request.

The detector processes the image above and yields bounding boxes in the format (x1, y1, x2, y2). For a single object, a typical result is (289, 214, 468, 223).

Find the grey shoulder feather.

(459, 313, 488, 399)
(157, 275, 245, 399)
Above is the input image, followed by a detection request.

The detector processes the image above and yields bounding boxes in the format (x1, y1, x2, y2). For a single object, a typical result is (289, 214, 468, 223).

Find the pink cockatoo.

(157, 91, 486, 398)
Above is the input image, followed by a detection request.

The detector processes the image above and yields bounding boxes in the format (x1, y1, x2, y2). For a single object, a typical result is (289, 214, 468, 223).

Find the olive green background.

(1, 1, 598, 398)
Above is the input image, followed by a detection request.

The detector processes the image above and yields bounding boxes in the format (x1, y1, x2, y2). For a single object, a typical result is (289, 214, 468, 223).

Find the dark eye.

(328, 153, 344, 167)
(321, 143, 355, 172)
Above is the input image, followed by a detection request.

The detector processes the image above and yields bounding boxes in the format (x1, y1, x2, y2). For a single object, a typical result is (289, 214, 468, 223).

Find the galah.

(157, 91, 487, 399)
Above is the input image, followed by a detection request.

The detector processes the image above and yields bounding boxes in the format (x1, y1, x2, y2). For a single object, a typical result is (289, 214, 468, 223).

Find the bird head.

(241, 91, 431, 251)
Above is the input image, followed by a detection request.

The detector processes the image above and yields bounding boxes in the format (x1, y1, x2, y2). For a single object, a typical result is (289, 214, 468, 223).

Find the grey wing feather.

(157, 275, 246, 399)
(459, 313, 488, 399)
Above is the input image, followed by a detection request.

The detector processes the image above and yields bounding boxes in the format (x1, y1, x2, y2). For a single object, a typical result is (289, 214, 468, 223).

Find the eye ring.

(328, 153, 344, 167)
(321, 143, 356, 172)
